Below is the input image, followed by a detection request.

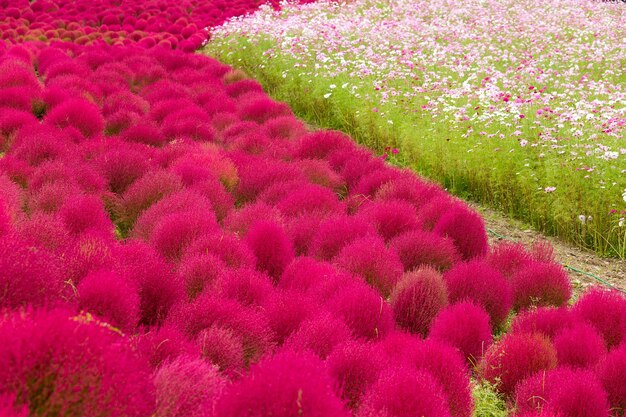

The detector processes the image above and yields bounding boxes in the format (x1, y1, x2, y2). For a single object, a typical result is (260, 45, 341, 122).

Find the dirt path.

(471, 204, 626, 296)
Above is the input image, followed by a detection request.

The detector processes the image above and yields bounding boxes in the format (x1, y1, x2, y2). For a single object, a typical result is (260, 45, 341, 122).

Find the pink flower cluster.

(0, 0, 316, 50)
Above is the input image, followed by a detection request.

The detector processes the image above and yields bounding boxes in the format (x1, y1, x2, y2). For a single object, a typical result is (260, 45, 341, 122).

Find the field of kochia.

(0, 0, 625, 416)
(206, 0, 626, 258)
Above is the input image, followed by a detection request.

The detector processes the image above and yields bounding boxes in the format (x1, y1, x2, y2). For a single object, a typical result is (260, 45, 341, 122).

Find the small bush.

(553, 322, 606, 369)
(389, 229, 460, 272)
(479, 332, 557, 396)
(245, 220, 295, 281)
(573, 287, 626, 349)
(429, 301, 493, 365)
(595, 345, 626, 416)
(390, 267, 448, 337)
(511, 261, 571, 310)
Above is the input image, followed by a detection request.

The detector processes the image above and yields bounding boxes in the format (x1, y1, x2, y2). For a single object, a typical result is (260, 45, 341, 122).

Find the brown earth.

(471, 203, 626, 297)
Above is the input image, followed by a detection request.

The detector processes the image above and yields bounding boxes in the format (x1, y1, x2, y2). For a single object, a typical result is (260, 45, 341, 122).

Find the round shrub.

(77, 270, 140, 333)
(357, 366, 452, 417)
(333, 236, 404, 297)
(515, 368, 609, 417)
(390, 267, 448, 337)
(573, 287, 626, 349)
(0, 308, 155, 417)
(511, 261, 571, 310)
(487, 241, 533, 279)
(479, 332, 557, 396)
(509, 306, 574, 340)
(444, 260, 513, 329)
(309, 214, 376, 261)
(283, 311, 353, 359)
(215, 350, 350, 417)
(245, 220, 295, 281)
(595, 345, 626, 415)
(432, 202, 488, 260)
(429, 301, 493, 365)
(553, 322, 606, 369)
(389, 229, 460, 272)
(154, 356, 225, 417)
(197, 325, 247, 375)
(44, 98, 104, 138)
(326, 281, 396, 340)
(357, 200, 419, 242)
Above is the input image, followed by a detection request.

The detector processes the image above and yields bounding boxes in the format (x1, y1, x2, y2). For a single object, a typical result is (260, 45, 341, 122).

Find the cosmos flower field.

(0, 0, 625, 416)
(207, 0, 626, 258)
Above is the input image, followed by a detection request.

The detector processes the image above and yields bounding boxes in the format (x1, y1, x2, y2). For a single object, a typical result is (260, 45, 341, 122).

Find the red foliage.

(357, 366, 452, 417)
(444, 260, 513, 328)
(44, 98, 104, 138)
(515, 368, 610, 417)
(215, 350, 350, 417)
(326, 281, 395, 340)
(390, 267, 448, 337)
(487, 241, 533, 279)
(77, 269, 140, 333)
(510, 307, 575, 340)
(389, 229, 461, 272)
(0, 308, 155, 417)
(283, 311, 353, 359)
(429, 301, 493, 365)
(595, 345, 626, 415)
(309, 214, 377, 260)
(357, 200, 419, 242)
(573, 287, 626, 349)
(511, 261, 571, 310)
(245, 220, 295, 281)
(197, 325, 247, 375)
(432, 202, 489, 260)
(154, 356, 225, 417)
(326, 341, 387, 409)
(333, 236, 404, 296)
(479, 332, 557, 396)
(553, 322, 606, 369)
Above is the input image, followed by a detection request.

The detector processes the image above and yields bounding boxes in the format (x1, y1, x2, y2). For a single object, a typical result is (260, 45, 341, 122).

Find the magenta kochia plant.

(283, 311, 353, 359)
(515, 368, 610, 417)
(573, 287, 626, 349)
(389, 229, 460, 272)
(357, 199, 419, 242)
(44, 98, 104, 139)
(595, 345, 626, 416)
(429, 301, 493, 365)
(215, 349, 350, 417)
(77, 269, 140, 333)
(0, 308, 155, 417)
(245, 220, 295, 281)
(511, 261, 572, 310)
(390, 267, 449, 337)
(357, 366, 452, 417)
(333, 235, 404, 297)
(479, 332, 558, 397)
(154, 356, 225, 417)
(553, 322, 606, 369)
(309, 214, 377, 261)
(509, 306, 575, 340)
(444, 260, 513, 329)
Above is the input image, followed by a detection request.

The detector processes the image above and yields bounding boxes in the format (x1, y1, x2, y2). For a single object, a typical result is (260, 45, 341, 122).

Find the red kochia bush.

(150, 211, 219, 261)
(509, 307, 575, 340)
(115, 240, 183, 326)
(294, 130, 354, 160)
(515, 368, 610, 417)
(59, 194, 114, 237)
(357, 200, 419, 242)
(0, 392, 27, 417)
(135, 324, 197, 369)
(44, 98, 104, 138)
(487, 241, 533, 279)
(283, 311, 353, 359)
(357, 366, 452, 417)
(122, 169, 184, 227)
(216, 268, 274, 307)
(245, 220, 295, 281)
(185, 232, 257, 270)
(309, 214, 376, 261)
(178, 252, 225, 300)
(275, 183, 344, 217)
(77, 269, 140, 333)
(326, 341, 387, 409)
(429, 301, 493, 365)
(444, 260, 512, 328)
(0, 309, 155, 417)
(333, 236, 404, 296)
(390, 267, 448, 337)
(0, 233, 64, 309)
(326, 281, 395, 340)
(573, 287, 626, 349)
(215, 350, 350, 417)
(479, 332, 557, 396)
(595, 345, 626, 415)
(197, 325, 247, 375)
(154, 356, 225, 417)
(511, 261, 571, 310)
(432, 202, 489, 260)
(553, 322, 606, 369)
(389, 229, 460, 272)
(170, 293, 274, 366)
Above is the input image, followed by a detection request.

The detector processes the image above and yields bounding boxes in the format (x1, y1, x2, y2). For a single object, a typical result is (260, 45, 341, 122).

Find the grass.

(203, 0, 626, 258)
(472, 379, 509, 417)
